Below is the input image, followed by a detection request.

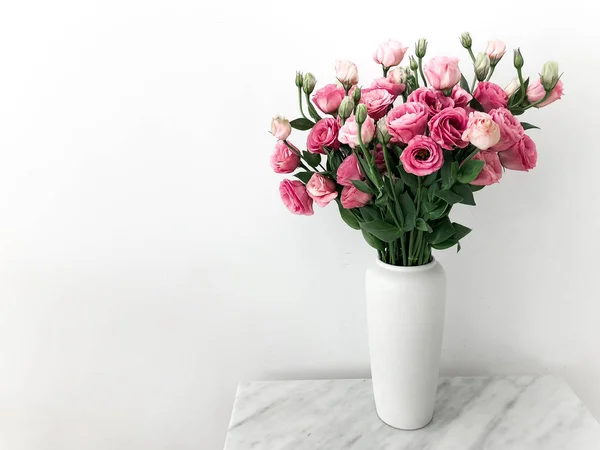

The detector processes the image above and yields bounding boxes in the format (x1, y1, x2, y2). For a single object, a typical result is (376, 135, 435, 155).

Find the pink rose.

(473, 82, 508, 112)
(499, 135, 537, 171)
(270, 140, 300, 173)
(407, 87, 455, 118)
(338, 115, 376, 148)
(279, 179, 314, 215)
(526, 79, 564, 108)
(461, 111, 501, 150)
(400, 135, 444, 176)
(488, 108, 524, 152)
(450, 85, 473, 108)
(335, 60, 359, 86)
(270, 116, 291, 140)
(373, 40, 409, 68)
(424, 56, 462, 91)
(386, 102, 428, 144)
(312, 84, 345, 114)
(336, 153, 364, 187)
(370, 77, 405, 96)
(428, 107, 469, 150)
(306, 173, 338, 207)
(341, 185, 371, 209)
(471, 151, 502, 186)
(306, 118, 341, 154)
(486, 40, 506, 61)
(360, 88, 396, 120)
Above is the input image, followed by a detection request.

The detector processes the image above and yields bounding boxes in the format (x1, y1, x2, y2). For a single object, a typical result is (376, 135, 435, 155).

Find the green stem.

(418, 57, 427, 87)
(382, 66, 389, 77)
(400, 235, 408, 266)
(297, 87, 309, 120)
(412, 69, 420, 88)
(485, 65, 496, 81)
(467, 48, 476, 64)
(470, 76, 477, 93)
(460, 146, 480, 167)
(517, 67, 526, 104)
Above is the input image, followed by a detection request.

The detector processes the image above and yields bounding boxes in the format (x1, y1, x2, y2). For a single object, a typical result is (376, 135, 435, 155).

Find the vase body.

(365, 258, 447, 430)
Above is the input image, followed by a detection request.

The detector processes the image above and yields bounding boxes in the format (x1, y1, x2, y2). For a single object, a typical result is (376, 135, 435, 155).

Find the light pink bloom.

(424, 56, 462, 90)
(370, 77, 405, 96)
(387, 67, 407, 84)
(488, 108, 524, 152)
(451, 85, 473, 108)
(473, 82, 508, 112)
(428, 108, 470, 150)
(526, 79, 564, 107)
(338, 115, 376, 148)
(400, 135, 444, 176)
(312, 84, 345, 114)
(471, 151, 502, 186)
(306, 118, 341, 154)
(373, 39, 409, 68)
(461, 111, 501, 150)
(306, 173, 338, 207)
(279, 179, 314, 215)
(504, 77, 521, 97)
(270, 116, 291, 140)
(360, 87, 396, 120)
(486, 40, 506, 61)
(336, 153, 364, 187)
(341, 185, 371, 209)
(335, 60, 359, 86)
(499, 134, 537, 171)
(407, 87, 455, 118)
(270, 141, 300, 173)
(386, 102, 428, 144)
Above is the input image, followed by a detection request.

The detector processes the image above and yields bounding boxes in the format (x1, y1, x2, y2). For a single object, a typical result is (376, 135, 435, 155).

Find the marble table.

(223, 376, 600, 449)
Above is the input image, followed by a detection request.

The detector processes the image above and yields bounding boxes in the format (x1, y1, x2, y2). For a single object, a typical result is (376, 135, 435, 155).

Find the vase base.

(375, 409, 434, 431)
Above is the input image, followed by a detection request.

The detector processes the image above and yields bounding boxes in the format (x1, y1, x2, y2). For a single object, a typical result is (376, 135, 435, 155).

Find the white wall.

(0, 0, 598, 448)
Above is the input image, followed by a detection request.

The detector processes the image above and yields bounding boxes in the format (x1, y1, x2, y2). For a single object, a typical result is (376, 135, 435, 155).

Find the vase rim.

(375, 257, 438, 272)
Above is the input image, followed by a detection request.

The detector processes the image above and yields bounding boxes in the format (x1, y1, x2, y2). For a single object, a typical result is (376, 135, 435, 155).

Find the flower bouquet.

(269, 34, 563, 430)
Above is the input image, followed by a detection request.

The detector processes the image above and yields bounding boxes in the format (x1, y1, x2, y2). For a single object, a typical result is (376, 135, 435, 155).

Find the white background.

(0, 0, 598, 448)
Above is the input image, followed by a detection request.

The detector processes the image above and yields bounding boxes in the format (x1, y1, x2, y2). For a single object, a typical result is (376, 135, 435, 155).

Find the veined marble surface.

(223, 376, 600, 450)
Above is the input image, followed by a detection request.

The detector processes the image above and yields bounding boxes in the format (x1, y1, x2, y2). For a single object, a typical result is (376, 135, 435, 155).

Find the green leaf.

(469, 97, 485, 112)
(451, 183, 476, 206)
(362, 230, 386, 251)
(520, 122, 540, 131)
(398, 165, 418, 189)
(360, 205, 382, 221)
(431, 238, 458, 250)
(416, 218, 432, 233)
(302, 151, 321, 168)
(427, 217, 455, 245)
(427, 183, 439, 202)
(399, 192, 416, 232)
(306, 99, 322, 122)
(326, 150, 343, 177)
(294, 171, 314, 184)
(452, 222, 472, 240)
(434, 190, 463, 204)
(393, 179, 405, 198)
(460, 73, 471, 94)
(360, 219, 403, 243)
(440, 151, 455, 189)
(470, 184, 485, 192)
(457, 160, 485, 184)
(510, 107, 525, 116)
(423, 172, 438, 187)
(337, 202, 360, 230)
(289, 118, 315, 130)
(427, 203, 449, 220)
(351, 180, 375, 195)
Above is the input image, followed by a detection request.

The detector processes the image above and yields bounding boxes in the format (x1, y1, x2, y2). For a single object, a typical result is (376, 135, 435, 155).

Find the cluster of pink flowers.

(269, 36, 563, 218)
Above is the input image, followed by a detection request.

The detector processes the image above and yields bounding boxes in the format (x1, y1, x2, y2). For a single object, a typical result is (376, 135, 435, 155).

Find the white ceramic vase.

(365, 258, 447, 430)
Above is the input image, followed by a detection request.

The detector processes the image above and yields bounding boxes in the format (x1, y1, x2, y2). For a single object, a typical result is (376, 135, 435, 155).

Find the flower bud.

(270, 116, 291, 140)
(376, 119, 390, 144)
(387, 67, 407, 84)
(415, 38, 428, 58)
(302, 72, 316, 94)
(460, 32, 472, 49)
(541, 61, 560, 91)
(295, 71, 303, 88)
(486, 40, 506, 65)
(338, 96, 354, 120)
(504, 77, 521, 97)
(352, 86, 362, 104)
(513, 48, 524, 70)
(475, 52, 491, 81)
(409, 55, 418, 71)
(355, 104, 368, 125)
(335, 59, 359, 89)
